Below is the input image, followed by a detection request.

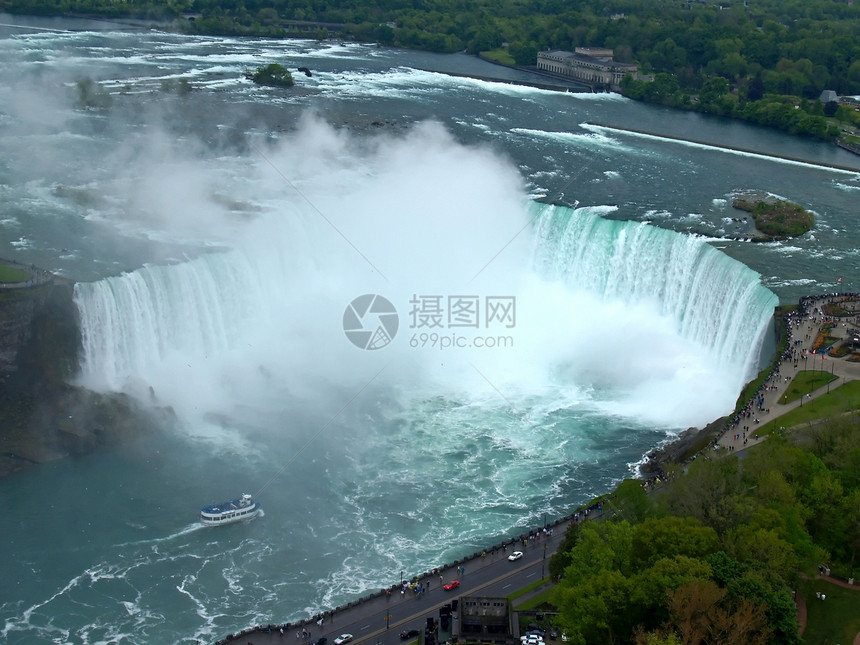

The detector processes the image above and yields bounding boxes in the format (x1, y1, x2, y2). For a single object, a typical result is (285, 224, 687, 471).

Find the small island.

(246, 63, 294, 88)
(732, 192, 815, 241)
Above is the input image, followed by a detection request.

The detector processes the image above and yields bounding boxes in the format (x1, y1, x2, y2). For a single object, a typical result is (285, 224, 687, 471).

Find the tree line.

(545, 406, 860, 644)
(5, 0, 858, 87)
(5, 0, 858, 139)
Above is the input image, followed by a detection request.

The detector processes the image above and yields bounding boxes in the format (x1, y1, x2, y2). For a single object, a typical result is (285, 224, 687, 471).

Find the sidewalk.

(218, 520, 578, 645)
(718, 302, 860, 454)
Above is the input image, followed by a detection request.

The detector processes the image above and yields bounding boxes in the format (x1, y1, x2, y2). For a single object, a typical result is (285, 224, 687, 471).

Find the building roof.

(539, 50, 637, 71)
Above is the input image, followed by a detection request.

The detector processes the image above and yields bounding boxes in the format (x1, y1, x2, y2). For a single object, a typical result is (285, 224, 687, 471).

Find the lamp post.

(541, 544, 548, 580)
(400, 571, 403, 585)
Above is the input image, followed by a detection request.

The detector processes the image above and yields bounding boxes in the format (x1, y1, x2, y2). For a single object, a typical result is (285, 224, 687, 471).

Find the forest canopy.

(4, 0, 858, 97)
(547, 408, 860, 644)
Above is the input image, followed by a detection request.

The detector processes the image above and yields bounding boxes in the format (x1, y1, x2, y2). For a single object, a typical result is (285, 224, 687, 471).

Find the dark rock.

(0, 267, 168, 479)
(640, 416, 726, 474)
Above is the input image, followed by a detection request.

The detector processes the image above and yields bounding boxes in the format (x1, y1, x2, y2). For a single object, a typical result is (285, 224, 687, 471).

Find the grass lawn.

(758, 381, 860, 436)
(0, 262, 31, 283)
(780, 370, 839, 404)
(508, 577, 550, 602)
(480, 48, 516, 66)
(800, 577, 860, 644)
(513, 585, 555, 611)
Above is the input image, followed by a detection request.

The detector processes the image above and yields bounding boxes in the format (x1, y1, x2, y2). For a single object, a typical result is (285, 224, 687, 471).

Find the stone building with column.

(537, 47, 638, 92)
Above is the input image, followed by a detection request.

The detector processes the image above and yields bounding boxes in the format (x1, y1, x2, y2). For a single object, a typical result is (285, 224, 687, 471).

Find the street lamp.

(541, 544, 548, 580)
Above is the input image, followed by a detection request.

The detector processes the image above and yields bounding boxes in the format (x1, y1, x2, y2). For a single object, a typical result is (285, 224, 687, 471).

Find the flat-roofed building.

(537, 48, 637, 92)
(459, 596, 512, 641)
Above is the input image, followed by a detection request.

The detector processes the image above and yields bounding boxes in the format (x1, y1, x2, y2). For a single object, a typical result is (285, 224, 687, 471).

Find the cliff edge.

(0, 260, 166, 479)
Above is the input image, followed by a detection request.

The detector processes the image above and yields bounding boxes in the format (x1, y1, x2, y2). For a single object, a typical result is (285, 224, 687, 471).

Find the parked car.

(314, 638, 328, 645)
(443, 580, 460, 591)
(508, 551, 524, 561)
(334, 635, 353, 645)
(400, 630, 420, 640)
(549, 628, 561, 639)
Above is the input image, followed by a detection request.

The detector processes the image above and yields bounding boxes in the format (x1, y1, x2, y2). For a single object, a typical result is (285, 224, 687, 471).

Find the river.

(1, 14, 858, 645)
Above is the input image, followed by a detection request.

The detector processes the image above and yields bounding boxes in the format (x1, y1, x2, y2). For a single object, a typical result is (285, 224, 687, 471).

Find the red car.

(443, 580, 460, 591)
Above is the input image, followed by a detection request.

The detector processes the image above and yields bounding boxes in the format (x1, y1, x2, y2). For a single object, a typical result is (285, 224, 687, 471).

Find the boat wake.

(115, 522, 207, 548)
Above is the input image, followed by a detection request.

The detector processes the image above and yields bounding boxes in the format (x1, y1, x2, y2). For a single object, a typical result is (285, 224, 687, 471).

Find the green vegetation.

(74, 77, 112, 110)
(620, 76, 847, 141)
(779, 371, 839, 404)
(732, 198, 815, 239)
(824, 300, 859, 317)
(514, 585, 554, 611)
(481, 49, 516, 67)
(508, 577, 552, 601)
(0, 262, 30, 283)
(800, 578, 860, 645)
(758, 380, 860, 436)
(3, 0, 859, 138)
(830, 343, 855, 359)
(544, 400, 860, 644)
(247, 63, 294, 88)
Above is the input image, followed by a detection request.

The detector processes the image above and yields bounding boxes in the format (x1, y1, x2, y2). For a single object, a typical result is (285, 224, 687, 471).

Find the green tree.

(508, 40, 539, 66)
(837, 490, 860, 577)
(565, 520, 633, 578)
(548, 521, 581, 581)
(630, 517, 719, 570)
(643, 73, 680, 105)
(629, 556, 713, 629)
(612, 478, 654, 524)
(698, 76, 730, 106)
(74, 77, 112, 110)
(747, 75, 764, 101)
(556, 569, 634, 645)
(658, 457, 742, 534)
(651, 37, 686, 71)
(248, 63, 294, 87)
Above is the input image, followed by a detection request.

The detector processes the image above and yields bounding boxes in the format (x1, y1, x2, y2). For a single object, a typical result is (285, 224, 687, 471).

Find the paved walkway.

(718, 297, 860, 453)
(796, 589, 807, 639)
(0, 256, 58, 289)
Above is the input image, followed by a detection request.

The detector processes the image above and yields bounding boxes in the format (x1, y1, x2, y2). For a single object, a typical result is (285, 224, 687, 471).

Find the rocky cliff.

(0, 270, 167, 479)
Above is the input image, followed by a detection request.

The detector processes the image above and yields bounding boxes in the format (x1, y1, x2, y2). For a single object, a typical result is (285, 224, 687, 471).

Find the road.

(218, 528, 568, 645)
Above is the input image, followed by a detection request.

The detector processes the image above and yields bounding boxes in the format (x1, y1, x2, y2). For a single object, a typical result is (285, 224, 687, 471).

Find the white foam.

(586, 123, 860, 175)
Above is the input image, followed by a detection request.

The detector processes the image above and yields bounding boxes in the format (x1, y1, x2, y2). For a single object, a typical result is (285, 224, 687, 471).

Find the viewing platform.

(0, 258, 67, 290)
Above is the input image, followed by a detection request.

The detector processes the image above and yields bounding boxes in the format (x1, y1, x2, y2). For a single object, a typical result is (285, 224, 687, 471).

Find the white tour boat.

(200, 493, 260, 526)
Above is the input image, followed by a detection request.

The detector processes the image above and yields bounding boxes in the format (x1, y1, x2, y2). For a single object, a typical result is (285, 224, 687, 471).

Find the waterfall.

(74, 250, 268, 391)
(73, 201, 778, 429)
(532, 202, 778, 379)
